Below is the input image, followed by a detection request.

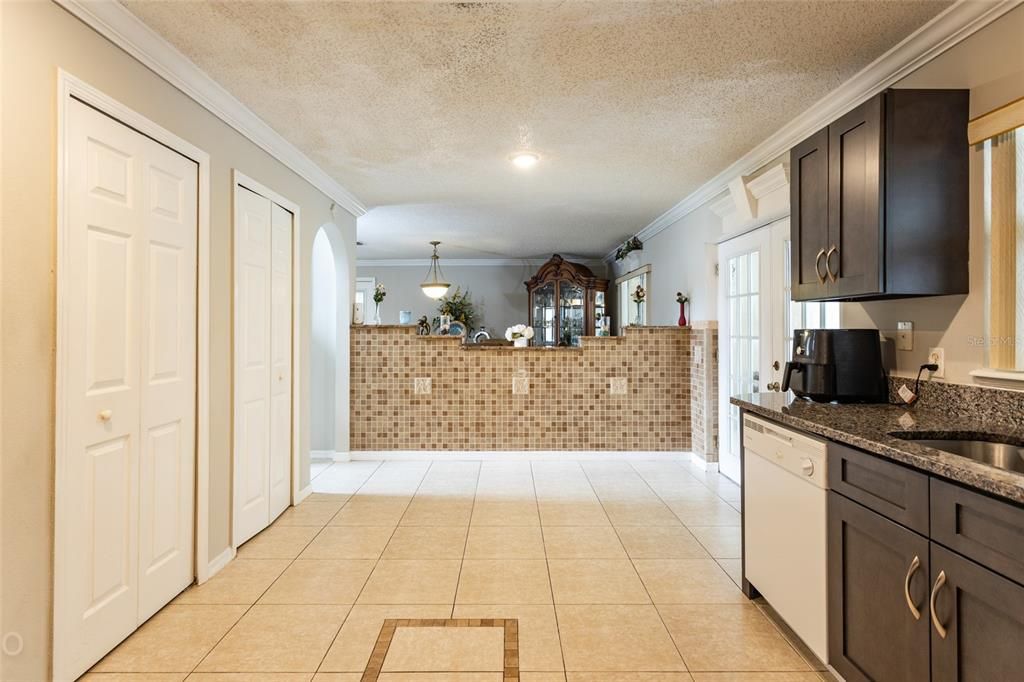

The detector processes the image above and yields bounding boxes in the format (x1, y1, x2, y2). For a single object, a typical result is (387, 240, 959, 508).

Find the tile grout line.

(185, 461, 384, 676)
(310, 460, 432, 675)
(580, 461, 692, 674)
(452, 461, 483, 618)
(531, 460, 569, 681)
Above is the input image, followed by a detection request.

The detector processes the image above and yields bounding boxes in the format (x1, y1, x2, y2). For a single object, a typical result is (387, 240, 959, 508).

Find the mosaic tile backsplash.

(351, 326, 693, 451)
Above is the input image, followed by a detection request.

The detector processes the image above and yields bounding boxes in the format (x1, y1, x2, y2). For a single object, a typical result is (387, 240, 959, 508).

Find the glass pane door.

(558, 283, 585, 346)
(718, 227, 772, 483)
(532, 283, 556, 346)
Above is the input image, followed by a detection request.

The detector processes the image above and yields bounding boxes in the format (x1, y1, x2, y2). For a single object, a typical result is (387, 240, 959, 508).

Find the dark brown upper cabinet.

(790, 89, 969, 302)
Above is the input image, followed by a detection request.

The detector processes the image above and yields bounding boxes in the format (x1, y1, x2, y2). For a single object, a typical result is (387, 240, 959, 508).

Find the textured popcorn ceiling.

(123, 0, 951, 259)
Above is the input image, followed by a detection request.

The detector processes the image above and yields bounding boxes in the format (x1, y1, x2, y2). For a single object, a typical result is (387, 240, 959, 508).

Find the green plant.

(614, 235, 644, 261)
(433, 287, 477, 331)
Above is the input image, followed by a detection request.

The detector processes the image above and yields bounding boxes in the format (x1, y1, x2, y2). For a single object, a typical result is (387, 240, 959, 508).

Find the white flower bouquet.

(505, 324, 535, 347)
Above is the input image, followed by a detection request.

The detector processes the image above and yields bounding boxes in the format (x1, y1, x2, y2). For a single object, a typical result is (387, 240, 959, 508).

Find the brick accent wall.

(350, 326, 692, 451)
(689, 321, 719, 465)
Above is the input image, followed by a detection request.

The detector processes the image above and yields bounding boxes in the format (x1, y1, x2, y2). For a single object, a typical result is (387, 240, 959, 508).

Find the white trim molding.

(202, 547, 235, 585)
(969, 368, 1024, 390)
(604, 0, 1024, 261)
(349, 450, 691, 462)
(55, 0, 365, 217)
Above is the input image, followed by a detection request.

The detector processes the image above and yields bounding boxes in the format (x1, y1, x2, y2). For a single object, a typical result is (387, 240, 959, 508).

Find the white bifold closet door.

(233, 185, 292, 546)
(58, 99, 197, 679)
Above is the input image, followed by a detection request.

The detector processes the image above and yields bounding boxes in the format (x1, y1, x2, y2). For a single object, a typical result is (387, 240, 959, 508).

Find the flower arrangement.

(372, 283, 387, 305)
(505, 324, 535, 347)
(631, 284, 646, 326)
(433, 287, 477, 332)
(676, 291, 689, 327)
(614, 235, 644, 261)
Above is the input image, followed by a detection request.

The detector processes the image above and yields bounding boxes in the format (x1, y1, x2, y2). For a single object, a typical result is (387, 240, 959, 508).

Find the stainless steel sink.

(893, 435, 1024, 475)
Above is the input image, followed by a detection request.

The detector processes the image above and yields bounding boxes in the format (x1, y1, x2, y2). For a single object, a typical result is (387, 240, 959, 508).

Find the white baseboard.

(690, 452, 720, 472)
(310, 449, 336, 461)
(332, 451, 351, 462)
(199, 546, 235, 584)
(349, 450, 691, 462)
(294, 484, 313, 504)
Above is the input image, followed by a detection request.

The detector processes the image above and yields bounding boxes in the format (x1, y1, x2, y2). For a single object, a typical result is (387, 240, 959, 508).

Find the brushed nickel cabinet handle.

(904, 555, 921, 620)
(814, 248, 826, 284)
(930, 570, 947, 638)
(825, 245, 838, 283)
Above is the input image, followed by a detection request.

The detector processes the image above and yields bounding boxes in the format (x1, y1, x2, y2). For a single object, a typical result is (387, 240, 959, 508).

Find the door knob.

(98, 409, 113, 422)
(772, 360, 780, 371)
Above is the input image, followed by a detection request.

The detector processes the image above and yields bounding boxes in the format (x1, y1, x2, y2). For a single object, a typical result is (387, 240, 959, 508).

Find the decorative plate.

(447, 320, 467, 338)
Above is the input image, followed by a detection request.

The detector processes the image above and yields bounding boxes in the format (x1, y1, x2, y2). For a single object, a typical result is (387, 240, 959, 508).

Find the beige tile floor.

(85, 460, 833, 681)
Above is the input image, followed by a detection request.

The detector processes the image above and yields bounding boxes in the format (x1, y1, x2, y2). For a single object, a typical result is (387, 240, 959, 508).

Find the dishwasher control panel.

(743, 414, 827, 488)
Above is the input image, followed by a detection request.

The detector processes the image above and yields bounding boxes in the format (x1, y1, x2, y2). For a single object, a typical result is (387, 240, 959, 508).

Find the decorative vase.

(373, 303, 382, 325)
(514, 337, 529, 348)
(678, 301, 688, 327)
(635, 301, 643, 326)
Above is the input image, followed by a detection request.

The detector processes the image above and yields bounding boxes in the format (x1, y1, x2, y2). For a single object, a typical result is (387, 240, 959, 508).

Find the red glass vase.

(678, 301, 688, 327)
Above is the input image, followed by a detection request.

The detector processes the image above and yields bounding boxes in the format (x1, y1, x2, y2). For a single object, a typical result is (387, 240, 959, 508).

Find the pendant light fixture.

(420, 240, 451, 299)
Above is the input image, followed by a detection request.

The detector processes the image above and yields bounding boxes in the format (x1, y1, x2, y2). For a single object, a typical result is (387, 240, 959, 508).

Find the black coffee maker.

(781, 329, 888, 403)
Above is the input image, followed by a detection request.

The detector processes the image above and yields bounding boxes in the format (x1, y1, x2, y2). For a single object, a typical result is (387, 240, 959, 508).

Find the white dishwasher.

(743, 413, 829, 663)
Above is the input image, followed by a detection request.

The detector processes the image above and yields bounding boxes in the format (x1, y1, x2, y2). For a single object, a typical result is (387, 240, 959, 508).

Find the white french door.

(718, 225, 774, 483)
(233, 184, 293, 546)
(718, 218, 840, 483)
(57, 98, 197, 679)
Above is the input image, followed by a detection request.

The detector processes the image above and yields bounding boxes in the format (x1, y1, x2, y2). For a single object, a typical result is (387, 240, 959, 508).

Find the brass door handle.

(904, 555, 921, 620)
(930, 570, 947, 638)
(825, 245, 838, 283)
(814, 248, 826, 284)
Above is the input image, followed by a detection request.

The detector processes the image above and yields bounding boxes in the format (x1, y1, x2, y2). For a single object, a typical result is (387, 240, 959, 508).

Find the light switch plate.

(609, 377, 627, 395)
(897, 321, 913, 351)
(512, 377, 529, 395)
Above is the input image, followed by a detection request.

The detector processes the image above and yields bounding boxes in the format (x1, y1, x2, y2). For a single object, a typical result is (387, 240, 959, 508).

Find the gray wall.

(358, 263, 544, 336)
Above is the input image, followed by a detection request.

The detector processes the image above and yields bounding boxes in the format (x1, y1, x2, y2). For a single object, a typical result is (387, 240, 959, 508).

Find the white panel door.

(269, 203, 293, 518)
(137, 141, 198, 621)
(62, 100, 144, 676)
(59, 99, 198, 680)
(233, 187, 272, 545)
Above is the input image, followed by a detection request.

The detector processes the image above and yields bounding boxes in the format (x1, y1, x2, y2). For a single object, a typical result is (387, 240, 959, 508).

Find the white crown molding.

(357, 257, 607, 269)
(746, 163, 790, 200)
(603, 0, 1023, 262)
(55, 0, 366, 217)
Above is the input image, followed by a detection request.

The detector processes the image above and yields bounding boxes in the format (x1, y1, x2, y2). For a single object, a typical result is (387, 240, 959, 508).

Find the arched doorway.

(309, 223, 351, 482)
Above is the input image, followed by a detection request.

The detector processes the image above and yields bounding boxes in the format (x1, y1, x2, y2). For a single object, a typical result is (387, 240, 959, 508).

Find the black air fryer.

(781, 329, 888, 403)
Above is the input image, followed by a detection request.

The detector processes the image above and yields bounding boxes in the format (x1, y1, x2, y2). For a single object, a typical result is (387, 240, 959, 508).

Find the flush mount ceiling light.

(420, 240, 451, 299)
(509, 151, 540, 169)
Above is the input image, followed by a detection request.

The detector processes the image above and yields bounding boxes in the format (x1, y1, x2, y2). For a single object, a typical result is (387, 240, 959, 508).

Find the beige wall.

(0, 2, 357, 678)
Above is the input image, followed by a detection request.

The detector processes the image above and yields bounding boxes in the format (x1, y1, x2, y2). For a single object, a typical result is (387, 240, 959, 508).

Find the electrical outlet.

(897, 321, 914, 351)
(928, 347, 945, 378)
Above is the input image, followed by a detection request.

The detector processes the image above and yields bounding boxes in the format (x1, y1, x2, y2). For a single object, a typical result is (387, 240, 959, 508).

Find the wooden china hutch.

(526, 255, 609, 347)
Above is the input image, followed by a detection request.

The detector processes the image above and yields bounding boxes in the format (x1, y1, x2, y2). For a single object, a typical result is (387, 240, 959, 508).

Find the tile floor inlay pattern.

(89, 459, 831, 680)
(362, 618, 519, 682)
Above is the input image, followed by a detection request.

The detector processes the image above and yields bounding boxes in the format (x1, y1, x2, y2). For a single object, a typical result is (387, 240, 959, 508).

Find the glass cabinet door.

(558, 282, 585, 346)
(594, 291, 606, 335)
(532, 282, 556, 346)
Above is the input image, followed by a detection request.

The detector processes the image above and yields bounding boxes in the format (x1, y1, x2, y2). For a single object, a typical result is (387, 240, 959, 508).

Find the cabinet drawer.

(931, 478, 1024, 586)
(828, 441, 929, 533)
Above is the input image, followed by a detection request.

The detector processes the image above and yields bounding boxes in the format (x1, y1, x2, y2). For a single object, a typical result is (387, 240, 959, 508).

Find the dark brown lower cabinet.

(828, 491, 931, 682)
(929, 543, 1024, 682)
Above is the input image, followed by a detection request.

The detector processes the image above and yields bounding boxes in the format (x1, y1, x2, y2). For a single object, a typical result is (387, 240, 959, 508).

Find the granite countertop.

(731, 392, 1024, 505)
